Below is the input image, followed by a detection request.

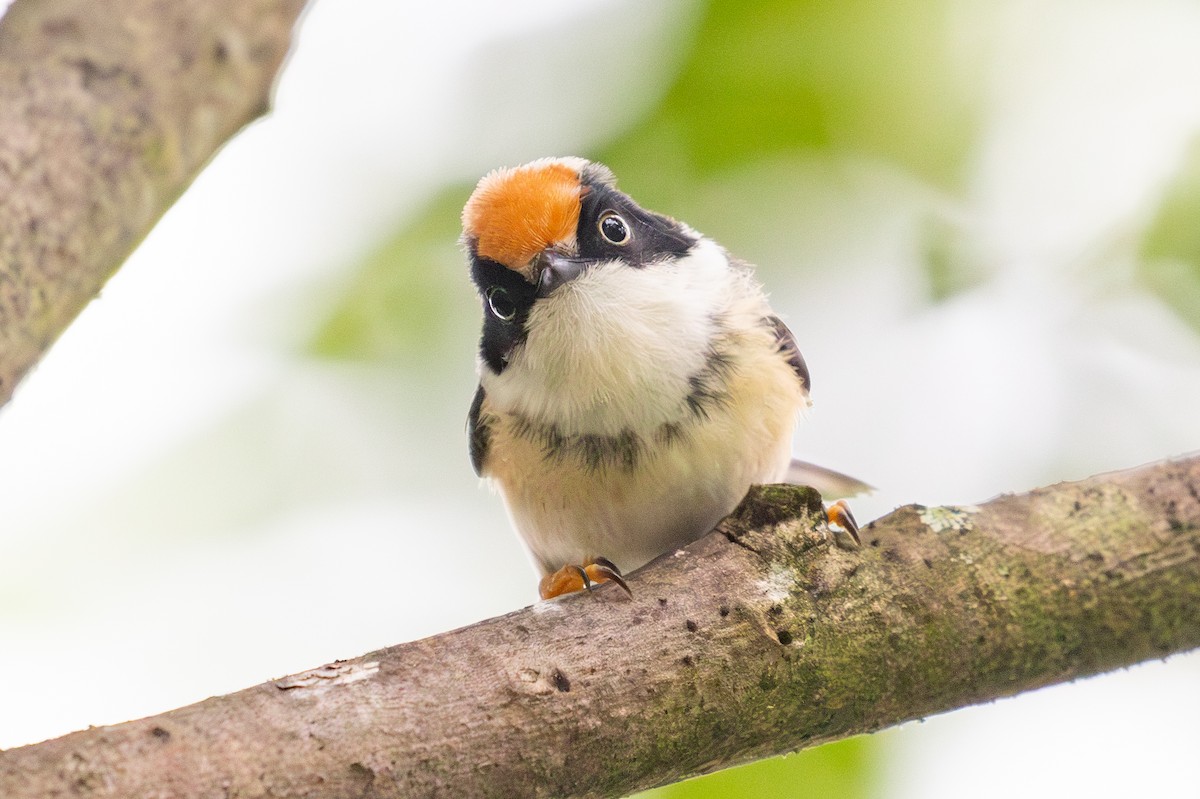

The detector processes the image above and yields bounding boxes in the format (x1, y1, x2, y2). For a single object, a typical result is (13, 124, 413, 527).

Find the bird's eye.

(598, 211, 631, 245)
(487, 286, 516, 321)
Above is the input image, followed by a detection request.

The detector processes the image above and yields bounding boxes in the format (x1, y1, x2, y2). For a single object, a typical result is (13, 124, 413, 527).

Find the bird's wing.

(765, 317, 872, 498)
(765, 314, 811, 393)
(467, 384, 491, 476)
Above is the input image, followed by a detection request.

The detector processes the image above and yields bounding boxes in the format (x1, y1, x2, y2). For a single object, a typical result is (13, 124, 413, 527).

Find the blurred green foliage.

(311, 188, 467, 362)
(313, 0, 985, 361)
(1140, 136, 1200, 333)
(603, 0, 981, 206)
(634, 736, 876, 799)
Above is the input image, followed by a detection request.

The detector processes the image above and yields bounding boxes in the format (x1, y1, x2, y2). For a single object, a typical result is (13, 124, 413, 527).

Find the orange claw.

(539, 556, 632, 600)
(826, 499, 861, 545)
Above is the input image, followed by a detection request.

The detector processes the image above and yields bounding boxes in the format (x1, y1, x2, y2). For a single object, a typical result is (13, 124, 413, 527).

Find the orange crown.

(462, 158, 585, 275)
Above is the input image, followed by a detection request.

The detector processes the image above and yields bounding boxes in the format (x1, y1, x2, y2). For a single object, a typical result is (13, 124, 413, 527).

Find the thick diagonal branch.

(0, 0, 307, 407)
(2, 455, 1197, 798)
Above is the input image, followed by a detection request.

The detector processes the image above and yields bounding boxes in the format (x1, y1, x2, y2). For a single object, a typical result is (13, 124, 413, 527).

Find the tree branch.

(0, 0, 307, 407)
(2, 455, 1197, 798)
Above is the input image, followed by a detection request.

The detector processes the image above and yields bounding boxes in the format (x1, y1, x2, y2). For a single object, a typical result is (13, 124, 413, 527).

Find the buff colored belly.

(486, 353, 802, 575)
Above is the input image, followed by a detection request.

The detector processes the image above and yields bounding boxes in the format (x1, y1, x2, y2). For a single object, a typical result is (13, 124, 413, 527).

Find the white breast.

(485, 239, 734, 436)
(480, 239, 807, 575)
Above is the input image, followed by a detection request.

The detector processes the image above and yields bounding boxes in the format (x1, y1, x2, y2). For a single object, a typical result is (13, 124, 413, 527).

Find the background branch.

(2, 454, 1196, 798)
(0, 0, 307, 407)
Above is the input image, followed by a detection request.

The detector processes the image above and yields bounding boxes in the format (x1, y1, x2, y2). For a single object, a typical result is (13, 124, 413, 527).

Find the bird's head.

(461, 157, 698, 375)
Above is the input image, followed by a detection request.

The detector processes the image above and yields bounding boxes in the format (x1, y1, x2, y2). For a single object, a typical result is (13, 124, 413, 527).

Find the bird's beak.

(534, 250, 588, 298)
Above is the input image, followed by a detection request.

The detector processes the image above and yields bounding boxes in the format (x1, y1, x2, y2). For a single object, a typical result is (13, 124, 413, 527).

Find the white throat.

(482, 239, 739, 436)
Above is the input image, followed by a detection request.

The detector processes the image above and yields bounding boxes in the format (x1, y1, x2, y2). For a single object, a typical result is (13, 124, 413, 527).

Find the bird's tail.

(785, 458, 873, 499)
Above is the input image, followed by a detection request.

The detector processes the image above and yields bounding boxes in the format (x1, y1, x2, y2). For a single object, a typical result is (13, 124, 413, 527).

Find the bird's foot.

(539, 556, 632, 600)
(826, 499, 861, 546)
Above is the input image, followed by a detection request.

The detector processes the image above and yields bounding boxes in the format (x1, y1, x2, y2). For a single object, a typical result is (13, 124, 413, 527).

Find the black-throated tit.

(462, 157, 864, 598)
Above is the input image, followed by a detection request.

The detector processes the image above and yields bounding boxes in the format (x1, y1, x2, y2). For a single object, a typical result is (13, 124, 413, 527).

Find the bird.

(461, 156, 866, 599)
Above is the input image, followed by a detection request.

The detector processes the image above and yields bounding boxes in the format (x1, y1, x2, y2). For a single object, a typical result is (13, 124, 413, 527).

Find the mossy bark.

(2, 455, 1197, 798)
(0, 0, 306, 407)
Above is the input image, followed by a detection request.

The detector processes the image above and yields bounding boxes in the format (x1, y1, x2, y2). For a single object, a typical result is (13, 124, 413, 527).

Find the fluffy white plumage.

(478, 239, 805, 574)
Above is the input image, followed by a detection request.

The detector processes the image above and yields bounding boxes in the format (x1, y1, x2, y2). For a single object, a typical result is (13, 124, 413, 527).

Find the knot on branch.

(718, 483, 827, 560)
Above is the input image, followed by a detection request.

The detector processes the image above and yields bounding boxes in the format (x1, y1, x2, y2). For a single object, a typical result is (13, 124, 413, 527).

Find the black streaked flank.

(656, 421, 688, 447)
(510, 415, 646, 474)
(507, 344, 740, 473)
(683, 348, 735, 421)
(467, 384, 492, 476)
